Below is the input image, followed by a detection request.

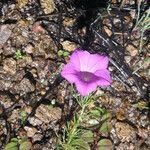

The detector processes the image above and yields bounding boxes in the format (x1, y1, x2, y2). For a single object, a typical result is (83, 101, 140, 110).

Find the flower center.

(80, 72, 93, 82)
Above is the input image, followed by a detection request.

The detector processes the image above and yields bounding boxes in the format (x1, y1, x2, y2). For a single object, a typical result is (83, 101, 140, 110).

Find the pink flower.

(61, 49, 112, 96)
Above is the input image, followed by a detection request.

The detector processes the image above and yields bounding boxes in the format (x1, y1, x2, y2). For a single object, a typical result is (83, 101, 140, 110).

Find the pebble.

(32, 22, 46, 34)
(35, 104, 62, 124)
(40, 0, 55, 14)
(28, 117, 43, 126)
(7, 109, 20, 123)
(2, 42, 16, 56)
(115, 122, 136, 142)
(0, 25, 12, 47)
(0, 95, 14, 109)
(32, 133, 43, 142)
(3, 58, 16, 75)
(104, 26, 112, 37)
(12, 78, 35, 95)
(126, 44, 138, 56)
(24, 126, 38, 137)
(63, 17, 76, 27)
(17, 56, 33, 68)
(61, 40, 77, 52)
(16, 0, 28, 8)
(0, 80, 11, 91)
(40, 89, 46, 95)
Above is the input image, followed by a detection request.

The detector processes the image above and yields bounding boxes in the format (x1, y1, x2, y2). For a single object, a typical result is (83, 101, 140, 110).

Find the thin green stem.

(66, 96, 91, 145)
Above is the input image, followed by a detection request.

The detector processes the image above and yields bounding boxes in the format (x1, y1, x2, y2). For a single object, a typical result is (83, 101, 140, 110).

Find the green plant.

(20, 110, 27, 126)
(14, 50, 24, 60)
(133, 101, 149, 110)
(5, 137, 32, 150)
(59, 95, 92, 150)
(134, 8, 150, 52)
(58, 50, 70, 57)
(56, 95, 112, 150)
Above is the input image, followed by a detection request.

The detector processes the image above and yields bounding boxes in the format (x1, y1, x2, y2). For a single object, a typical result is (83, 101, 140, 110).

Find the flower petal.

(88, 54, 109, 72)
(77, 50, 91, 72)
(71, 50, 109, 72)
(70, 50, 90, 72)
(94, 69, 112, 86)
(69, 50, 81, 71)
(75, 80, 97, 96)
(61, 63, 78, 83)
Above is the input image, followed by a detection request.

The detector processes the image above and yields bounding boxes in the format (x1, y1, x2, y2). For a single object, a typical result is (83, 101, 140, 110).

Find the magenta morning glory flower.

(61, 49, 112, 96)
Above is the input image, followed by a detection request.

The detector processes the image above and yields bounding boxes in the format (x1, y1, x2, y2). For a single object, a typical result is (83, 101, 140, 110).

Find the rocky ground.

(0, 0, 149, 150)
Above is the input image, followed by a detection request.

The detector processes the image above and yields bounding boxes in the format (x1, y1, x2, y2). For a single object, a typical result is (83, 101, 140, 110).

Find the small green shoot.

(14, 50, 24, 60)
(20, 110, 27, 126)
(5, 137, 32, 150)
(134, 8, 150, 52)
(58, 50, 70, 57)
(133, 101, 149, 110)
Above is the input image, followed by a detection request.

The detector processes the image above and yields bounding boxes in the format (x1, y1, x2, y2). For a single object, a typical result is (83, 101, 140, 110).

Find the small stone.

(104, 26, 112, 37)
(0, 25, 12, 46)
(16, 0, 28, 8)
(117, 142, 135, 150)
(113, 18, 121, 25)
(8, 109, 20, 123)
(126, 44, 138, 56)
(15, 35, 28, 48)
(17, 20, 30, 28)
(2, 41, 16, 56)
(63, 17, 76, 27)
(137, 127, 149, 139)
(115, 122, 136, 142)
(124, 56, 131, 64)
(0, 80, 11, 91)
(103, 18, 112, 28)
(0, 95, 14, 109)
(28, 117, 43, 126)
(17, 56, 33, 68)
(24, 106, 32, 114)
(124, 15, 131, 23)
(24, 126, 38, 137)
(41, 89, 46, 95)
(129, 10, 136, 19)
(13, 70, 25, 81)
(3, 58, 16, 75)
(35, 104, 62, 123)
(32, 22, 46, 34)
(40, 0, 55, 14)
(12, 78, 35, 95)
(61, 41, 77, 52)
(32, 133, 43, 142)
(116, 108, 126, 121)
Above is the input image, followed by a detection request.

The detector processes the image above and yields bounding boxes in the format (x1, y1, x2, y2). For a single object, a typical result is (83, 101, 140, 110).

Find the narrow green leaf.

(72, 139, 91, 150)
(90, 109, 101, 118)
